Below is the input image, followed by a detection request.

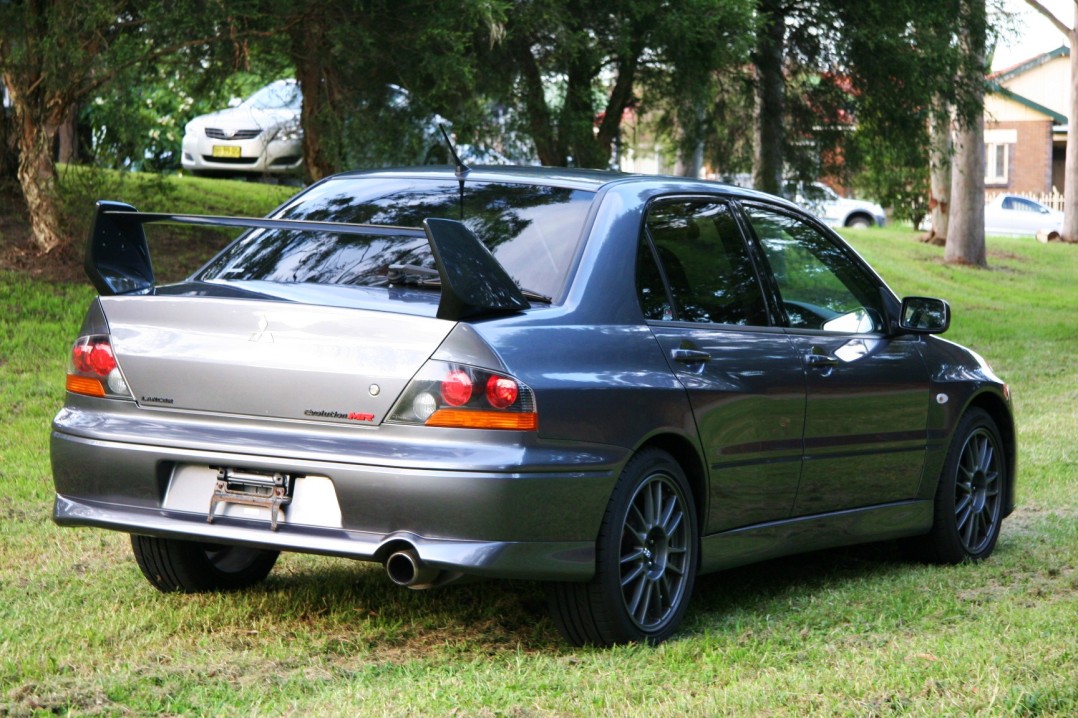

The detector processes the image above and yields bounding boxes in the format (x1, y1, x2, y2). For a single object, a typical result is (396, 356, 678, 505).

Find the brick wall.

(985, 119, 1053, 193)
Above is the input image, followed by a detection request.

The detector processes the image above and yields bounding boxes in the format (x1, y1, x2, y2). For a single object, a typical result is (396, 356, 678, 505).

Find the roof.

(326, 165, 801, 207)
(986, 45, 1070, 126)
(989, 46, 1069, 83)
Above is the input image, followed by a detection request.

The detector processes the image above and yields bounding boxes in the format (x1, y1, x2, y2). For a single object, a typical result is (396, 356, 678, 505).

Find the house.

(984, 46, 1070, 195)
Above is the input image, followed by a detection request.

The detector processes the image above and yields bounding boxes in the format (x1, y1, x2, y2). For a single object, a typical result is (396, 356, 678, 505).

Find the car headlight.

(276, 118, 303, 142)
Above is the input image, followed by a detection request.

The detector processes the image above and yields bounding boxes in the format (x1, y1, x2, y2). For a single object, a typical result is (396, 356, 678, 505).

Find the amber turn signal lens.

(66, 375, 106, 397)
(425, 409, 538, 430)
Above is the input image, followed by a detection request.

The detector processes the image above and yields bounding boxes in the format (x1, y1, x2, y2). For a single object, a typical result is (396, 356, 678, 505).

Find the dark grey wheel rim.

(954, 427, 1002, 554)
(619, 472, 692, 632)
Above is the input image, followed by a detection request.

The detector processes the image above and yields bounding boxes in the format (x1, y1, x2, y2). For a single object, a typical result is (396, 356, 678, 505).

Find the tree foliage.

(0, 0, 265, 252)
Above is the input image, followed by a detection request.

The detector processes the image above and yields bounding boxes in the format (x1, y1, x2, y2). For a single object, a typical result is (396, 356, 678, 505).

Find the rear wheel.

(547, 449, 698, 646)
(913, 408, 1006, 563)
(130, 535, 279, 593)
(846, 215, 873, 229)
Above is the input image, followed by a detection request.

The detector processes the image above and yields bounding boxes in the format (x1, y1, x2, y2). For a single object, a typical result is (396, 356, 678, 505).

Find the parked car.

(181, 79, 304, 177)
(53, 167, 1015, 646)
(790, 182, 887, 229)
(984, 193, 1063, 238)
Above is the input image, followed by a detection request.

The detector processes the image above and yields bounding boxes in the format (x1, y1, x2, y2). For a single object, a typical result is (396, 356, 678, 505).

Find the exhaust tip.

(385, 549, 439, 588)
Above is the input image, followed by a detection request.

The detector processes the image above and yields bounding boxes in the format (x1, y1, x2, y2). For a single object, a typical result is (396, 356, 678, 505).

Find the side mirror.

(898, 296, 949, 334)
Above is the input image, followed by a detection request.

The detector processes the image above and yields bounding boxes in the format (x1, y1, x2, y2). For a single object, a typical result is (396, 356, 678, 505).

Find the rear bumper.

(54, 495, 595, 581)
(51, 416, 622, 581)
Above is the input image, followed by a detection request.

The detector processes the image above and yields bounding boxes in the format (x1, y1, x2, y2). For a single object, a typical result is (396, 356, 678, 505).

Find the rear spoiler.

(85, 200, 530, 321)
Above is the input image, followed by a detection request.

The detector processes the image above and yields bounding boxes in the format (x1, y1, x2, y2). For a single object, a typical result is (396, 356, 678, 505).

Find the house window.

(985, 143, 1008, 184)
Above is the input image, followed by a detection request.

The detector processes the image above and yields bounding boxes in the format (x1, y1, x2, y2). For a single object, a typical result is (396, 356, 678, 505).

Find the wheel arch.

(635, 432, 708, 531)
(967, 391, 1017, 518)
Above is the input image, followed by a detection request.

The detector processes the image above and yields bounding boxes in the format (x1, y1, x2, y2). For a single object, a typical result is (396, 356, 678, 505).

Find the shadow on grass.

(219, 539, 932, 655)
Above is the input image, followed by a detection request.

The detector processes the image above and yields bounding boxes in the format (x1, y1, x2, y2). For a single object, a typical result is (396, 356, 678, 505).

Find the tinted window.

(197, 178, 594, 301)
(637, 200, 768, 326)
(743, 205, 884, 332)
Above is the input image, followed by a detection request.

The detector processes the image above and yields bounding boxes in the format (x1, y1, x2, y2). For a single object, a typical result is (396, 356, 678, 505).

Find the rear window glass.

(196, 178, 595, 301)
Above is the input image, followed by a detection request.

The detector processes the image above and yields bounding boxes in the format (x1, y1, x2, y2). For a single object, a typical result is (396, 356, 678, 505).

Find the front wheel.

(913, 408, 1006, 563)
(547, 449, 698, 646)
(131, 535, 279, 593)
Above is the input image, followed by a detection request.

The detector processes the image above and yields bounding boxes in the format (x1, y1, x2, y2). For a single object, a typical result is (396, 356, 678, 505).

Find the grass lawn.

(1, 182, 1076, 716)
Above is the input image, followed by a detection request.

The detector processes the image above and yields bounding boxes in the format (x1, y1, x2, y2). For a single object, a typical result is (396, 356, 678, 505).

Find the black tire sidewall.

(929, 408, 1005, 563)
(131, 535, 279, 593)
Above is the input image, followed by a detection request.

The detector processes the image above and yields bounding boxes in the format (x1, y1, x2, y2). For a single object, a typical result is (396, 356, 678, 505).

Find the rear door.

(637, 198, 806, 532)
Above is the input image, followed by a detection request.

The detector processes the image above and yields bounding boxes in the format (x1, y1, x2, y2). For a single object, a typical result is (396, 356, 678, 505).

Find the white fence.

(986, 191, 1064, 211)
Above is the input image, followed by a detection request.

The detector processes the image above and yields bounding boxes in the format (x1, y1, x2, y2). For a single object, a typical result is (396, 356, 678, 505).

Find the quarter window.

(637, 200, 768, 326)
(742, 205, 885, 333)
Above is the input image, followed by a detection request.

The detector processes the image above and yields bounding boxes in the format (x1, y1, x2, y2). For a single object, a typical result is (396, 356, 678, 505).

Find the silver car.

(181, 79, 303, 176)
(52, 167, 1015, 646)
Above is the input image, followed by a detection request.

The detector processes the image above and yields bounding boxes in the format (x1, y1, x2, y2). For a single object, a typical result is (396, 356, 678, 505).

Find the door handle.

(672, 348, 712, 364)
(805, 350, 838, 368)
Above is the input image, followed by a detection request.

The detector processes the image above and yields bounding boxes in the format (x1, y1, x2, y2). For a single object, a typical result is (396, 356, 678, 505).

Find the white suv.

(181, 79, 303, 177)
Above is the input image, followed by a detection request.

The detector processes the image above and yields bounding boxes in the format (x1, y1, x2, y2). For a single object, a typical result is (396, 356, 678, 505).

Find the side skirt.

(699, 500, 933, 575)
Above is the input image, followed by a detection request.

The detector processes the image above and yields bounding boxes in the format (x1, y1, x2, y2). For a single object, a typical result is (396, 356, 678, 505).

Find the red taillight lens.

(441, 370, 474, 406)
(485, 375, 518, 409)
(72, 339, 117, 377)
(67, 335, 131, 399)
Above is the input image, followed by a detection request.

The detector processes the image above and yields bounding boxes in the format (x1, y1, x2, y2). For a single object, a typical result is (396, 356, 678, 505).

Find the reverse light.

(66, 335, 132, 399)
(387, 361, 537, 431)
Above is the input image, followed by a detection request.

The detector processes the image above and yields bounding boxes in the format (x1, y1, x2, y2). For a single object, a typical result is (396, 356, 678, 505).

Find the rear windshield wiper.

(387, 263, 439, 286)
(386, 263, 552, 304)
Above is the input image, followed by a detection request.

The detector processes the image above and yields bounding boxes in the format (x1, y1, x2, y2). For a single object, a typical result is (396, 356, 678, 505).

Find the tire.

(130, 535, 279, 593)
(547, 449, 698, 646)
(846, 215, 873, 229)
(913, 408, 1006, 564)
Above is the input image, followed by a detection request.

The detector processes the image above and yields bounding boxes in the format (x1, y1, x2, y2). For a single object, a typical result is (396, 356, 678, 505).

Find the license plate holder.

(207, 467, 293, 530)
(211, 144, 242, 158)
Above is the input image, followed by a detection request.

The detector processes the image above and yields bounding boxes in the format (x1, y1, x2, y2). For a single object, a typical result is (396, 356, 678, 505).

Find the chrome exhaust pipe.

(385, 549, 440, 589)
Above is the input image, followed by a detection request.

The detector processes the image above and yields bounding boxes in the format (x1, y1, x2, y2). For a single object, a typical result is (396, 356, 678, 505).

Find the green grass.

(2, 216, 1077, 716)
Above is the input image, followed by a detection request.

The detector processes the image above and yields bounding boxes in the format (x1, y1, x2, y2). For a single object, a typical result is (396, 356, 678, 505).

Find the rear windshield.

(196, 177, 595, 301)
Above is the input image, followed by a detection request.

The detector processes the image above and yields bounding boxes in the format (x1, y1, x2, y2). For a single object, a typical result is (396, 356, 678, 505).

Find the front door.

(740, 203, 931, 516)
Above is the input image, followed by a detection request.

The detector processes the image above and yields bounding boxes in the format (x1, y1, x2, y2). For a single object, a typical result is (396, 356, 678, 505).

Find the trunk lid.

(101, 295, 454, 425)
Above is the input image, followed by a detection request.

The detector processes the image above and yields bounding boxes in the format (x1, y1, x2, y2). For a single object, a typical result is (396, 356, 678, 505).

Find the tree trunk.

(562, 47, 605, 169)
(4, 72, 65, 253)
(1062, 8, 1078, 243)
(752, 0, 785, 195)
(925, 98, 952, 246)
(944, 0, 987, 267)
(511, 39, 560, 166)
(291, 16, 336, 182)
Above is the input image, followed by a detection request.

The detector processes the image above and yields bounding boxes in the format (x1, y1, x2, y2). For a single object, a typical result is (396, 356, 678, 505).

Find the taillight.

(387, 360, 537, 430)
(441, 370, 474, 406)
(485, 375, 518, 409)
(66, 335, 132, 399)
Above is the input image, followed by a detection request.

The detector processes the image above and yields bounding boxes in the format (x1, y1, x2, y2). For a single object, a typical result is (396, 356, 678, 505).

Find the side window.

(742, 205, 885, 333)
(636, 200, 769, 326)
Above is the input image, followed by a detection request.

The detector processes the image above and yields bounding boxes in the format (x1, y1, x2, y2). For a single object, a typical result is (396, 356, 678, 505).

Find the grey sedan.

(52, 166, 1015, 646)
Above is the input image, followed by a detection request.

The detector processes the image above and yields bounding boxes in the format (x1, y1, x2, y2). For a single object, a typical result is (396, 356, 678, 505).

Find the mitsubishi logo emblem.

(249, 315, 275, 343)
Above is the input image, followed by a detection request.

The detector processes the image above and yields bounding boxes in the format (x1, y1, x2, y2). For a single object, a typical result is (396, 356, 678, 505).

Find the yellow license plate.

(212, 145, 242, 158)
